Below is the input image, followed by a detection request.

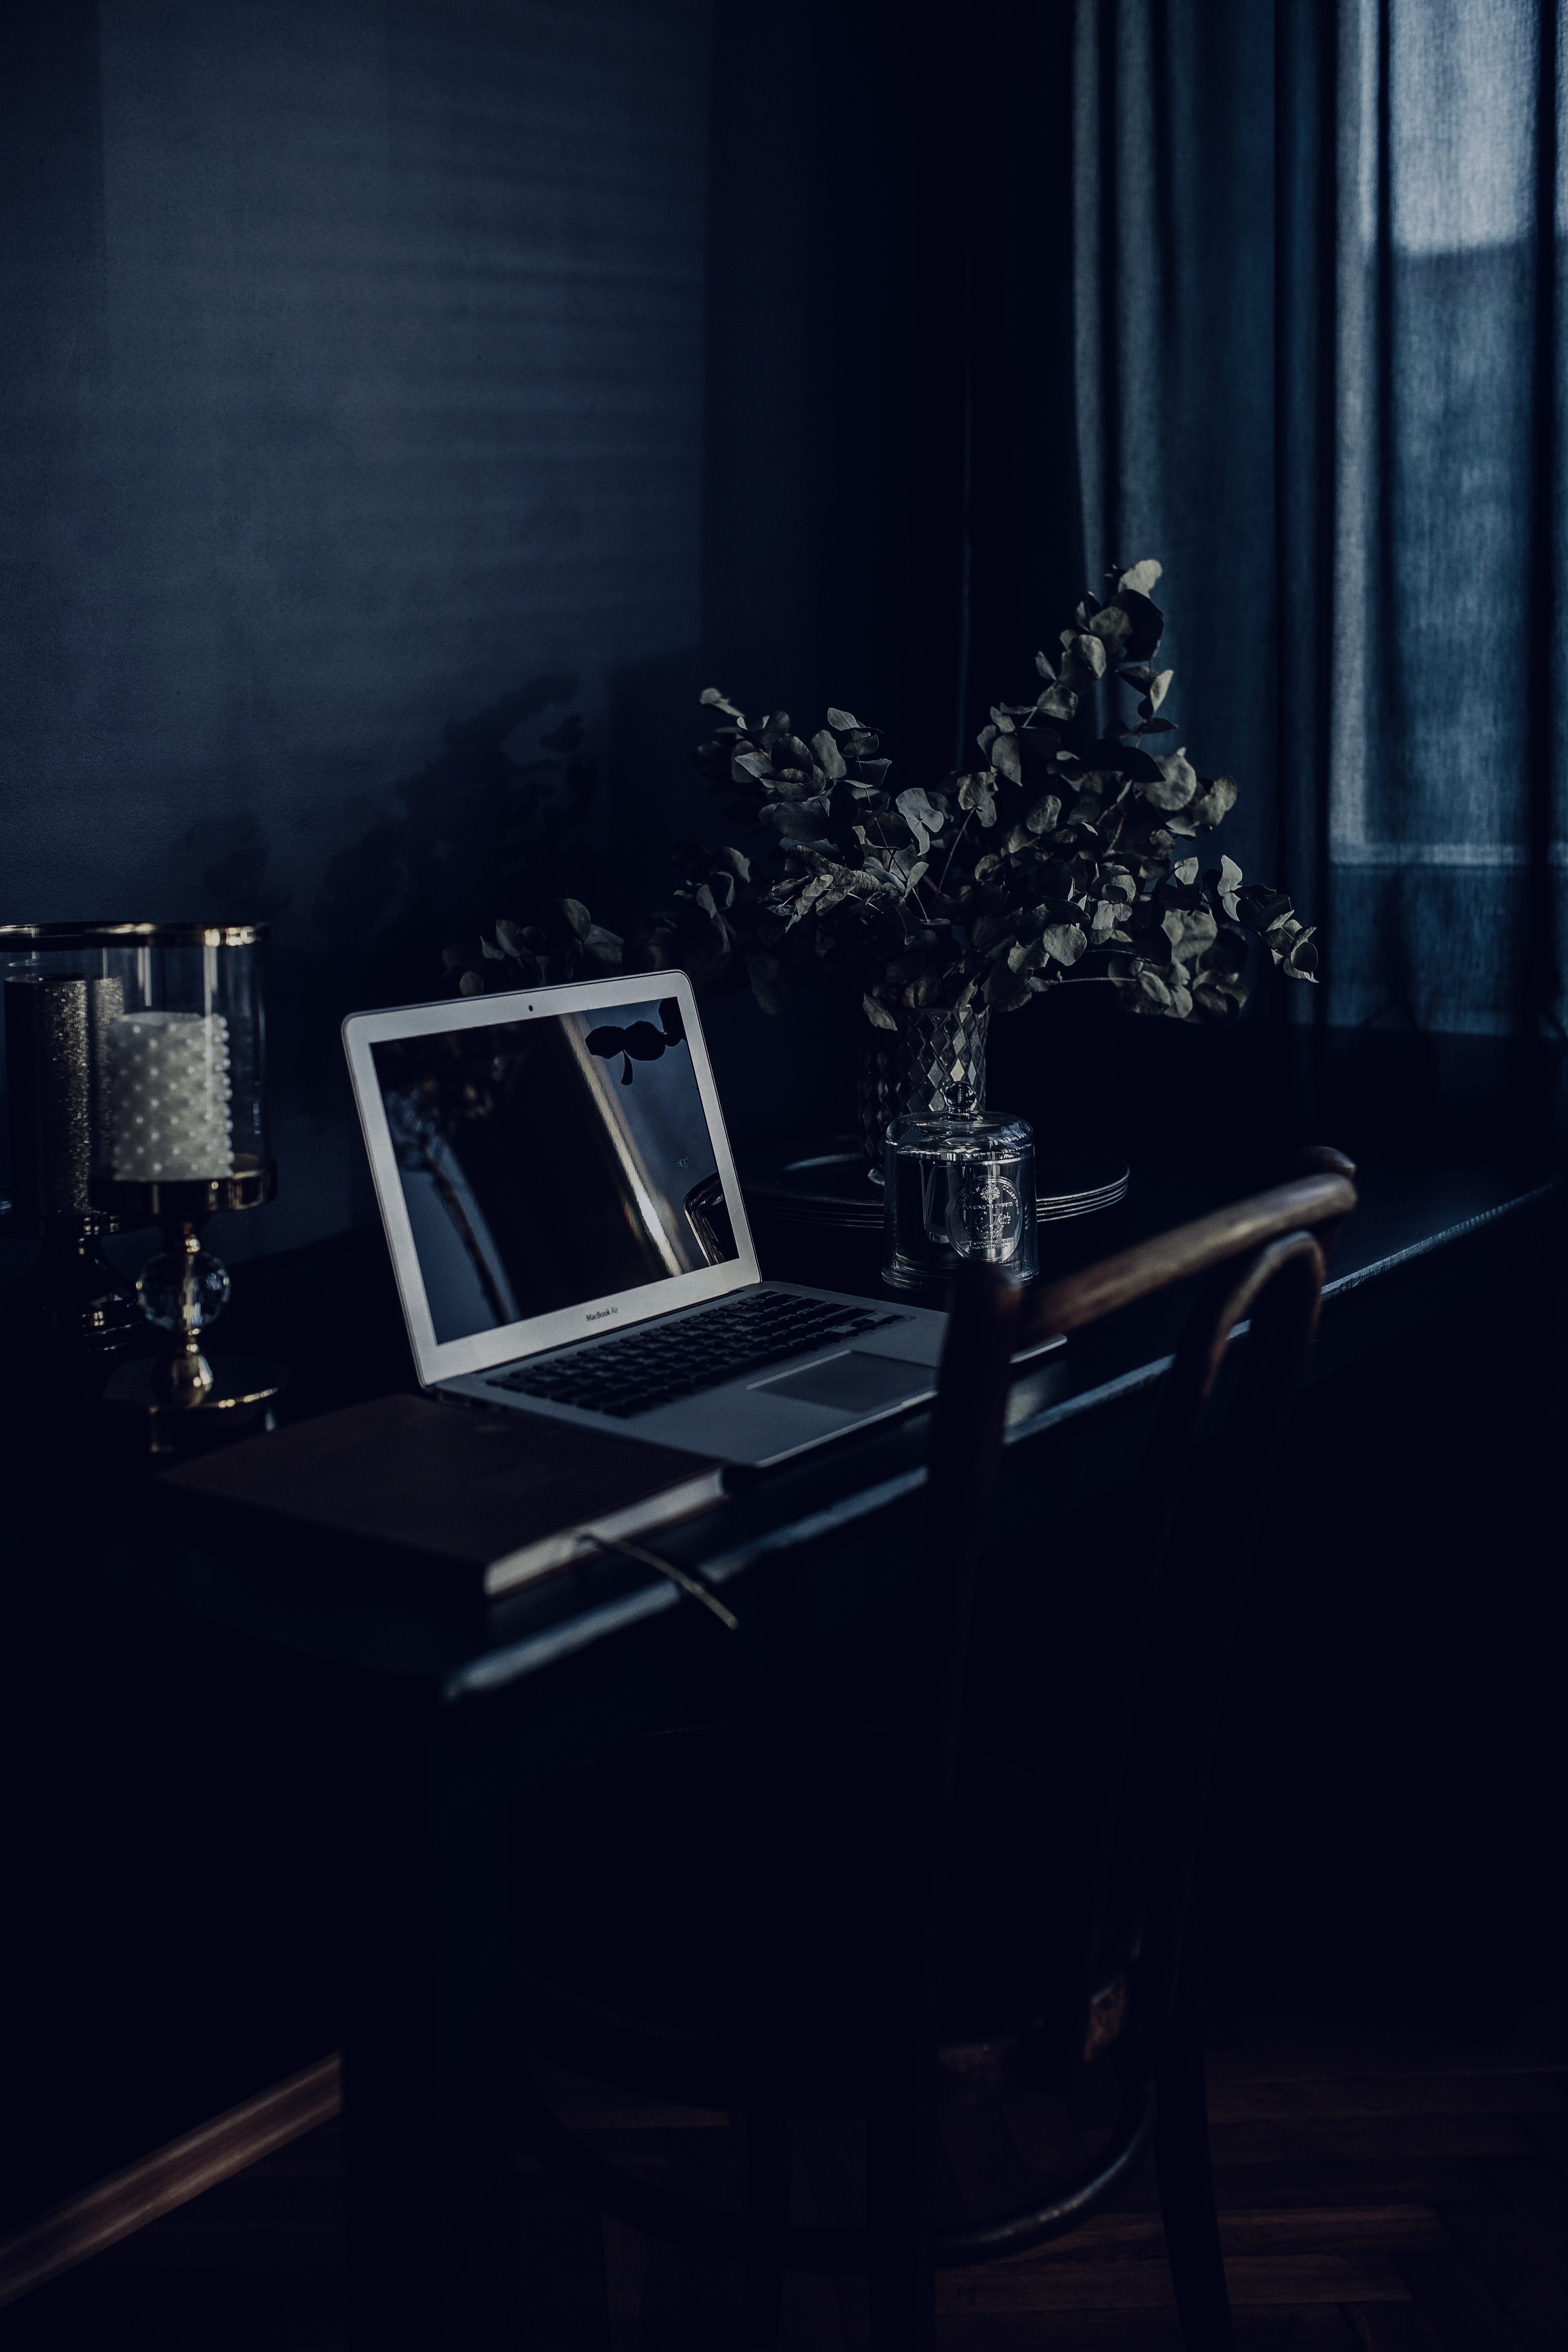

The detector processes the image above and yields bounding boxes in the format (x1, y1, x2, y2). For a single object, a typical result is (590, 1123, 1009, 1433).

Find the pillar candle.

(106, 1011, 235, 1183)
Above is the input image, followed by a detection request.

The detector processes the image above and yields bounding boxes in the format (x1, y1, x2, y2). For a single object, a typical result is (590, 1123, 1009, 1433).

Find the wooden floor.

(9, 1997, 1568, 2349)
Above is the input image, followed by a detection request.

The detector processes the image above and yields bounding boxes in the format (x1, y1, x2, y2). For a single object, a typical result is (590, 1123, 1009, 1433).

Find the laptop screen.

(368, 993, 738, 1345)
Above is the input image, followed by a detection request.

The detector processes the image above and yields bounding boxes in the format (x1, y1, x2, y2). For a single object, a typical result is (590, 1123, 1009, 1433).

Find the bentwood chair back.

(509, 1149, 1357, 2347)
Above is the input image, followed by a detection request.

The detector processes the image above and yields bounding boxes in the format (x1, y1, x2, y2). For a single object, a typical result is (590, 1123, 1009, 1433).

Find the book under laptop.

(343, 970, 1062, 1468)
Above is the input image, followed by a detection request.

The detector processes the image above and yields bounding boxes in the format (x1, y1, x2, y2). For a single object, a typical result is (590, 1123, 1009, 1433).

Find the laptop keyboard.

(485, 1292, 906, 1420)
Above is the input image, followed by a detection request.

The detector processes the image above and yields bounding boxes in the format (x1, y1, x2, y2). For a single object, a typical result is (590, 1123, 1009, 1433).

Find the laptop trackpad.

(751, 1350, 934, 1413)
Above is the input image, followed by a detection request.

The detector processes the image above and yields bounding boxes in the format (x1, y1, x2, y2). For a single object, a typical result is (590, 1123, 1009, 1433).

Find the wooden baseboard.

(0, 2052, 342, 2309)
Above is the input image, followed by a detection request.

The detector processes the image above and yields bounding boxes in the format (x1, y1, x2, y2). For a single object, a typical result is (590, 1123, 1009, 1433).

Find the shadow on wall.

(166, 662, 861, 1252)
(307, 672, 597, 1030)
(174, 675, 601, 1126)
(149, 674, 611, 1249)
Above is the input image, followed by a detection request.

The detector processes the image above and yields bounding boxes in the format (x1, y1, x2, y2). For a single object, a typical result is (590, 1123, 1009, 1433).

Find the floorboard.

(4, 1997, 1567, 2347)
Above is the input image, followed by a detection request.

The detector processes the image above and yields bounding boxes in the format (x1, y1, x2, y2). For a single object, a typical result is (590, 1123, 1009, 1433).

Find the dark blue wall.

(0, 0, 1100, 1276)
(3, 0, 727, 1256)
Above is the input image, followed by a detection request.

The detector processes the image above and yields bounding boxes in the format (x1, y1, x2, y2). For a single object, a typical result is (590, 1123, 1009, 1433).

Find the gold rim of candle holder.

(0, 920, 268, 951)
(89, 1156, 276, 1223)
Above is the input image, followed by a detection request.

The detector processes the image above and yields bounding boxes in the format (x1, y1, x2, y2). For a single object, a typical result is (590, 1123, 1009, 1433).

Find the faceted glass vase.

(857, 1002, 990, 1175)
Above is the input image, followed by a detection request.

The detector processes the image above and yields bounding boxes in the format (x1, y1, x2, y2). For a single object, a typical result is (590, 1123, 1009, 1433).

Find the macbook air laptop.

(343, 970, 1061, 1468)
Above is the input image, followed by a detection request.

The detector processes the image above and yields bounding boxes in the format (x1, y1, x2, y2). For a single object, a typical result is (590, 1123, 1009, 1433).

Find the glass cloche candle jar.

(881, 1104, 1038, 1295)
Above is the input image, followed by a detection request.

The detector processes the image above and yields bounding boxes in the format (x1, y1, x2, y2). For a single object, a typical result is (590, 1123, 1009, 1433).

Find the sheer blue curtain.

(1066, 0, 1565, 1149)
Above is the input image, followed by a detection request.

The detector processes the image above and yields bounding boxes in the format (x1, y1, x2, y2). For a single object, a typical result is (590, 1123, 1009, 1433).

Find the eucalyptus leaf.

(1145, 750, 1198, 810)
(1161, 905, 1217, 959)
(812, 728, 847, 779)
(1089, 604, 1133, 654)
(1100, 739, 1163, 782)
(1236, 883, 1293, 934)
(1115, 589, 1165, 662)
(1118, 558, 1164, 597)
(959, 776, 998, 827)
(1040, 922, 1088, 965)
(1189, 774, 1239, 828)
(827, 707, 862, 733)
(896, 786, 947, 836)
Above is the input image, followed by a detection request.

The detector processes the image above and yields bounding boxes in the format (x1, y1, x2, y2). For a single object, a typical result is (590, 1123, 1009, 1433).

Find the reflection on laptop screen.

(370, 995, 737, 1344)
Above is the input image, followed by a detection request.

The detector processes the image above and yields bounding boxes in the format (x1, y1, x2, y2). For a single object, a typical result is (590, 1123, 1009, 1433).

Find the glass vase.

(857, 1001, 990, 1175)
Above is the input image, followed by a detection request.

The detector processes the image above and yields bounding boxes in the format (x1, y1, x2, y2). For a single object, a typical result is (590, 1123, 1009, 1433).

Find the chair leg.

(1153, 1970, 1236, 2352)
(866, 2104, 935, 2352)
(738, 2109, 788, 2346)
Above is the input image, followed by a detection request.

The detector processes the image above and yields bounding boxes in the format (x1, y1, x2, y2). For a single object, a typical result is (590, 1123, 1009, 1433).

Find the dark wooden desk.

(2, 1157, 1561, 2346)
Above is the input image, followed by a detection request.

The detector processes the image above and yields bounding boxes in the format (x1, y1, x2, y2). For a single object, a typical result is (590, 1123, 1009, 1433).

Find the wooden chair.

(508, 1149, 1358, 2347)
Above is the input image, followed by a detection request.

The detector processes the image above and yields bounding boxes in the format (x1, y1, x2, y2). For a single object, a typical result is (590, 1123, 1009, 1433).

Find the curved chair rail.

(932, 2042, 1156, 2267)
(1019, 1167, 1357, 1344)
(515, 2043, 1157, 2278)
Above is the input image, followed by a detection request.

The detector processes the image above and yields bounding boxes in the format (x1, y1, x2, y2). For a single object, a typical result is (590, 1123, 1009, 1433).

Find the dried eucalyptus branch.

(673, 559, 1317, 1026)
(446, 560, 1317, 1028)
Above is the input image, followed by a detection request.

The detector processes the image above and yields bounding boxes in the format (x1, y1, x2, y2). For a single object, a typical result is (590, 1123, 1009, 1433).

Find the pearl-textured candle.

(106, 1011, 235, 1182)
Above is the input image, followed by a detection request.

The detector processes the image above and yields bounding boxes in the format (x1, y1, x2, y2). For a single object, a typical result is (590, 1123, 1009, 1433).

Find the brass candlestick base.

(97, 1162, 286, 1451)
(139, 1221, 227, 1404)
(105, 1352, 287, 1455)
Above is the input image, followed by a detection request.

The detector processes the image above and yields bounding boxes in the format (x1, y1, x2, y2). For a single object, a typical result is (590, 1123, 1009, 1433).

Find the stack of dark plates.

(737, 1137, 1129, 1234)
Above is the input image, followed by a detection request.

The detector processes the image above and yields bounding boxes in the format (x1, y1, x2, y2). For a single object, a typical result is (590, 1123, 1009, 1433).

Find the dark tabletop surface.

(107, 1155, 1561, 1701)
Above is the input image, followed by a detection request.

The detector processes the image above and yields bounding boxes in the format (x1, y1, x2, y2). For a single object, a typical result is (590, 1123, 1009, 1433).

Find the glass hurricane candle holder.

(0, 922, 282, 1427)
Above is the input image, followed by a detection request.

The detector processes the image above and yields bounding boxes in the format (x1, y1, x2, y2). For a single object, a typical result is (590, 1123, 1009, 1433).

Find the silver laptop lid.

(342, 970, 759, 1390)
